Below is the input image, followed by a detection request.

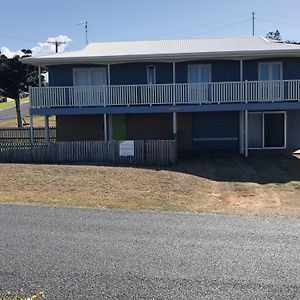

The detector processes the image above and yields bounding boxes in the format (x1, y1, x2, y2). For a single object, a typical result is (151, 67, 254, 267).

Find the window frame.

(147, 65, 156, 85)
(187, 64, 212, 83)
(73, 67, 107, 86)
(248, 111, 287, 150)
(258, 62, 283, 81)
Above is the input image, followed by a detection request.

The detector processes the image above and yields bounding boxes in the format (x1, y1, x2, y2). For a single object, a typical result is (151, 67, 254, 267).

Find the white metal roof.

(22, 36, 300, 66)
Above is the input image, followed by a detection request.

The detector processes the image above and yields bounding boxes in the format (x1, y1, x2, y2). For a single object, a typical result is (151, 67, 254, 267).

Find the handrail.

(30, 80, 300, 108)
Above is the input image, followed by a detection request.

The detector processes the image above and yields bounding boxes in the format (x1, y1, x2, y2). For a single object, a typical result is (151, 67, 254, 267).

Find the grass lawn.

(1, 154, 300, 216)
(0, 97, 29, 111)
(0, 116, 56, 128)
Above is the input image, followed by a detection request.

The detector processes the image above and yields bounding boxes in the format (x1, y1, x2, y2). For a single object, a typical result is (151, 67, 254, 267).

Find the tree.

(266, 30, 282, 41)
(0, 50, 45, 127)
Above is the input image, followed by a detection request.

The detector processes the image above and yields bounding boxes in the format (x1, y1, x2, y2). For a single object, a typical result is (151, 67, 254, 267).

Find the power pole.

(77, 21, 89, 45)
(252, 11, 255, 36)
(48, 41, 67, 53)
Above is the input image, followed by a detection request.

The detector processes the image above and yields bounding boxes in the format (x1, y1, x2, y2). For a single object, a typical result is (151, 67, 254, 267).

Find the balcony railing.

(29, 80, 300, 108)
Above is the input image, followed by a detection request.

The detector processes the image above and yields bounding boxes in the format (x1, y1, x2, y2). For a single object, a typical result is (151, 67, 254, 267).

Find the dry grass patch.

(0, 116, 56, 128)
(1, 160, 300, 216)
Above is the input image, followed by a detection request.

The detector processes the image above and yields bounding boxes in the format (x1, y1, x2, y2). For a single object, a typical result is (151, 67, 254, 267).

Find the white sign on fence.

(119, 140, 135, 157)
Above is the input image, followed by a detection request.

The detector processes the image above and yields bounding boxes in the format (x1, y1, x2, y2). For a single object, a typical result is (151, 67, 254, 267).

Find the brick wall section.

(125, 113, 173, 140)
(56, 115, 104, 141)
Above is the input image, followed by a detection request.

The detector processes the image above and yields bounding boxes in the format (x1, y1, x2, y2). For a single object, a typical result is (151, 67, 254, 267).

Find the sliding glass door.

(248, 112, 286, 149)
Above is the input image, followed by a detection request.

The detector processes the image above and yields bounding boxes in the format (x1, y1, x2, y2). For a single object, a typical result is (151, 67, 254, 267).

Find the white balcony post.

(108, 114, 113, 140)
(240, 59, 244, 102)
(104, 114, 108, 141)
(38, 66, 42, 88)
(172, 62, 176, 105)
(44, 115, 50, 144)
(107, 64, 111, 85)
(240, 59, 243, 81)
(239, 111, 245, 154)
(107, 64, 111, 140)
(244, 110, 248, 157)
(172, 112, 177, 138)
(30, 115, 34, 145)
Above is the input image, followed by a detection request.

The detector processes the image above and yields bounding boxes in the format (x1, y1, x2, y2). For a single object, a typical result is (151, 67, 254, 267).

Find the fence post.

(30, 115, 34, 145)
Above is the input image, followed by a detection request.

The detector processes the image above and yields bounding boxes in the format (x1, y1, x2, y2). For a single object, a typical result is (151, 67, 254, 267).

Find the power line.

(182, 18, 250, 38)
(0, 33, 38, 43)
(257, 11, 300, 21)
(259, 17, 300, 28)
(132, 12, 250, 40)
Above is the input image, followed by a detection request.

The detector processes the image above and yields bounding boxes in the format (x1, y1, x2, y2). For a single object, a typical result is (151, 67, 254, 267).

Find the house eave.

(22, 49, 300, 66)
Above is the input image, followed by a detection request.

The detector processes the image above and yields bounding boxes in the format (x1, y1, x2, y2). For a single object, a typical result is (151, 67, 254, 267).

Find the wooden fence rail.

(0, 140, 176, 166)
(0, 127, 56, 144)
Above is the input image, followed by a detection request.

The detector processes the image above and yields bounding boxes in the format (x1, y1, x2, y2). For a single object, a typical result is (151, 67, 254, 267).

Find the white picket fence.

(0, 140, 177, 166)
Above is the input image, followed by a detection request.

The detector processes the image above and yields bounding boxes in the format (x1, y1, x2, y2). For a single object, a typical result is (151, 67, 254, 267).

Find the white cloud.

(0, 35, 72, 58)
(0, 46, 23, 58)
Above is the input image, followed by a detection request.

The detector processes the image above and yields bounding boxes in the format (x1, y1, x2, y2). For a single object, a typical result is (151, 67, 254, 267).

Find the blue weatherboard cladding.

(48, 64, 108, 86)
(110, 63, 173, 84)
(175, 60, 240, 83)
(47, 58, 300, 87)
(192, 112, 239, 150)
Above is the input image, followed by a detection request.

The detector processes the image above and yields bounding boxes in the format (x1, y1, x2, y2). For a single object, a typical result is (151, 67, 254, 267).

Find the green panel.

(112, 115, 126, 140)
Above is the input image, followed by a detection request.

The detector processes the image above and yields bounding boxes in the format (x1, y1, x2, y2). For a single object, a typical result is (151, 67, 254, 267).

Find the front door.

(112, 115, 126, 140)
(188, 64, 211, 102)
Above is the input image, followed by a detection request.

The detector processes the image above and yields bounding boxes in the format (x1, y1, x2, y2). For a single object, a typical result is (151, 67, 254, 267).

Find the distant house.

(22, 36, 300, 156)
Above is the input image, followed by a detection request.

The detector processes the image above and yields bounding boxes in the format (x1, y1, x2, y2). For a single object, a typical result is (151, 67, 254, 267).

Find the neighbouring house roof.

(22, 36, 300, 66)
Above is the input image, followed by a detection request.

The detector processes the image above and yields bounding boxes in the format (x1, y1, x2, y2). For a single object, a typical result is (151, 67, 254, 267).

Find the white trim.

(258, 61, 283, 81)
(147, 65, 156, 84)
(73, 67, 107, 86)
(248, 111, 286, 149)
(193, 137, 238, 141)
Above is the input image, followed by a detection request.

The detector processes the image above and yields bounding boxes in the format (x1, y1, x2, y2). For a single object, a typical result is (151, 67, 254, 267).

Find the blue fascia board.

(30, 102, 300, 116)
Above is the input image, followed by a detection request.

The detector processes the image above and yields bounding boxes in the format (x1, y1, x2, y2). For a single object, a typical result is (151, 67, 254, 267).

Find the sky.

(1, 0, 300, 57)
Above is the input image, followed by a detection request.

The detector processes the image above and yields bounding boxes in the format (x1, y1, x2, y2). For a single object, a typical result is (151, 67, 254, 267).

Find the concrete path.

(0, 205, 299, 299)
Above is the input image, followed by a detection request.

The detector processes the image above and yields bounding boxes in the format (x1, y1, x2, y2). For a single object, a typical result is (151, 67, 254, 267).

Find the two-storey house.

(23, 36, 300, 157)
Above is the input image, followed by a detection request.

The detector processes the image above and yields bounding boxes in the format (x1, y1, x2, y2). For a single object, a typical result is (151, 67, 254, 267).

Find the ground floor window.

(248, 111, 286, 149)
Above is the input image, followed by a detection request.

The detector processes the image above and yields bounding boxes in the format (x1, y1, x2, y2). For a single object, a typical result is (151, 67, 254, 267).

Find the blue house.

(23, 36, 300, 156)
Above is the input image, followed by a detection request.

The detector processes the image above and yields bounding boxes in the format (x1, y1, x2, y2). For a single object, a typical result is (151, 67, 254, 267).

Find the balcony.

(29, 80, 300, 109)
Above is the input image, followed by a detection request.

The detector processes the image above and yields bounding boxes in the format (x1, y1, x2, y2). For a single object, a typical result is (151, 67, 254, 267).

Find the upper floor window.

(147, 66, 156, 84)
(188, 64, 211, 83)
(73, 68, 107, 86)
(258, 62, 282, 81)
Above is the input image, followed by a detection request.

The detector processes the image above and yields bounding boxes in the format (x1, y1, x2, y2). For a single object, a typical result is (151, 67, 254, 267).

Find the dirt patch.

(0, 158, 300, 216)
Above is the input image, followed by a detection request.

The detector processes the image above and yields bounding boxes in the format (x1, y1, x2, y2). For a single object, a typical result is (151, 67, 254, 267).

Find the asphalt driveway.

(0, 205, 299, 299)
(0, 102, 29, 120)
